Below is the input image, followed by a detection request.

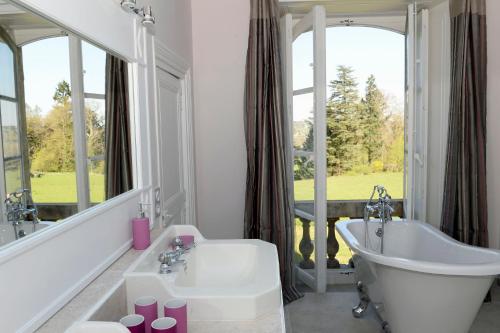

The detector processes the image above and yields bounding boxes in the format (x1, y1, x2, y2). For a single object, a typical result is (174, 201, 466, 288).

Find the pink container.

(132, 217, 151, 250)
(134, 296, 158, 333)
(120, 314, 145, 333)
(163, 299, 187, 333)
(151, 317, 177, 333)
(178, 235, 194, 248)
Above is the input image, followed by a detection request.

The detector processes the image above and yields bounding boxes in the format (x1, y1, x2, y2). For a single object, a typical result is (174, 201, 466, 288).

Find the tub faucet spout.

(363, 185, 394, 253)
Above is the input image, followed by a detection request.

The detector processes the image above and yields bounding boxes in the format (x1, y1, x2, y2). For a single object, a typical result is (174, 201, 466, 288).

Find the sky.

(21, 26, 404, 121)
(293, 26, 405, 121)
(22, 37, 106, 116)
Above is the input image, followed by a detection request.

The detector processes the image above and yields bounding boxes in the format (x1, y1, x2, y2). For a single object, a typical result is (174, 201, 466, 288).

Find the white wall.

(191, 0, 249, 239)
(486, 0, 500, 249)
(139, 0, 193, 64)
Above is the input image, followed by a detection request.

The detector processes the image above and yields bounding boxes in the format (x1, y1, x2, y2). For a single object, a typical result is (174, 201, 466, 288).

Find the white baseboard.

(18, 240, 132, 333)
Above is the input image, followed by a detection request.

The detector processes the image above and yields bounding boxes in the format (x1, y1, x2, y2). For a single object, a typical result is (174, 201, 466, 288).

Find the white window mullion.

(313, 4, 327, 293)
(404, 3, 416, 221)
(69, 35, 90, 211)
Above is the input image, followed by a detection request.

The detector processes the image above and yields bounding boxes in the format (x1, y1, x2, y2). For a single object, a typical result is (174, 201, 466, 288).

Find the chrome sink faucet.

(363, 185, 394, 254)
(158, 249, 186, 274)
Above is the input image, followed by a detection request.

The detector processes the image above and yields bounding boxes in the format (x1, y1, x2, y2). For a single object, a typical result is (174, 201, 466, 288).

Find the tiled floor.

(285, 284, 500, 333)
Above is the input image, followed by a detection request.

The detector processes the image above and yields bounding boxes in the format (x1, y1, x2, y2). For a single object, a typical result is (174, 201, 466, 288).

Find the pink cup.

(178, 235, 194, 248)
(134, 296, 158, 333)
(151, 317, 177, 333)
(120, 314, 145, 333)
(163, 299, 187, 333)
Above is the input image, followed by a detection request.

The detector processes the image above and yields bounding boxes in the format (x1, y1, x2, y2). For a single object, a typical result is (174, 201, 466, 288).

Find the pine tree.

(361, 75, 385, 163)
(326, 65, 363, 175)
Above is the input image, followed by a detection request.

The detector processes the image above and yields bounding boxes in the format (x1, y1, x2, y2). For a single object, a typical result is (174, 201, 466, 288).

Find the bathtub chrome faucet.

(363, 185, 394, 254)
(4, 189, 39, 239)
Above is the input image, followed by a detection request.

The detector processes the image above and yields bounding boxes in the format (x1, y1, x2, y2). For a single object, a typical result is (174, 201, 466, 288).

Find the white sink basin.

(125, 225, 282, 321)
(65, 321, 129, 333)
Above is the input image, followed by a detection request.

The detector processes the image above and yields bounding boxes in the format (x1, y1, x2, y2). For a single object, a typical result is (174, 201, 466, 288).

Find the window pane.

(83, 40, 106, 204)
(23, 36, 77, 208)
(82, 41, 106, 95)
(0, 100, 21, 158)
(5, 158, 22, 195)
(293, 31, 313, 91)
(85, 98, 105, 203)
(0, 39, 16, 98)
(293, 92, 314, 153)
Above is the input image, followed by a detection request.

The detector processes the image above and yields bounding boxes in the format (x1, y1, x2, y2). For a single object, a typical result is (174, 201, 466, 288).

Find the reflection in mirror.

(0, 0, 134, 248)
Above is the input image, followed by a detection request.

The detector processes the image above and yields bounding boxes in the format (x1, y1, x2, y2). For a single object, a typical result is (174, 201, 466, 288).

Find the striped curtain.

(244, 0, 302, 303)
(441, 0, 488, 247)
(104, 54, 133, 199)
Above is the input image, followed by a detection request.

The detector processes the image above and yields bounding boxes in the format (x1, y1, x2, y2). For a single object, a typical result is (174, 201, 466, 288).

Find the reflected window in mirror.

(0, 1, 134, 248)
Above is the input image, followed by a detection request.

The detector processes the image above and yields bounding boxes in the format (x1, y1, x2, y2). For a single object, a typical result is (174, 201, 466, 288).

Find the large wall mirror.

(0, 0, 135, 248)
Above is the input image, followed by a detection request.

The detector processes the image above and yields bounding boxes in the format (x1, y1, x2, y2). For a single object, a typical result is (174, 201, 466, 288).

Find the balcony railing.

(294, 199, 405, 269)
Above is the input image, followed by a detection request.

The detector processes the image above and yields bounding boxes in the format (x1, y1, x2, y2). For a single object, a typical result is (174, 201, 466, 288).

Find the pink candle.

(178, 235, 194, 248)
(151, 317, 177, 333)
(120, 314, 145, 333)
(134, 296, 158, 333)
(163, 299, 187, 333)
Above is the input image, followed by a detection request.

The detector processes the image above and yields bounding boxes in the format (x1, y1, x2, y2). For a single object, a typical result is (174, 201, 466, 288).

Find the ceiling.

(0, 0, 63, 46)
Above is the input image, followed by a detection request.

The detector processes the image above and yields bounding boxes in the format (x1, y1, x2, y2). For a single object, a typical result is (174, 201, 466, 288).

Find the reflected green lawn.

(31, 172, 105, 203)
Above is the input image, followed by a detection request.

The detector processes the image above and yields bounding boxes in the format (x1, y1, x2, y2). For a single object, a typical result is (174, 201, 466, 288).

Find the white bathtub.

(0, 221, 54, 247)
(336, 219, 500, 333)
(125, 225, 282, 321)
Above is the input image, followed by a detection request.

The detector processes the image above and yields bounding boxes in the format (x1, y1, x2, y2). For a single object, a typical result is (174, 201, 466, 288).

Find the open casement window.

(0, 27, 30, 215)
(281, 5, 328, 293)
(404, 3, 429, 222)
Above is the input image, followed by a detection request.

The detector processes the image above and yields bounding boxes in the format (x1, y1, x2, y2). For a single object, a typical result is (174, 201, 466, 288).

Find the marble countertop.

(36, 227, 286, 333)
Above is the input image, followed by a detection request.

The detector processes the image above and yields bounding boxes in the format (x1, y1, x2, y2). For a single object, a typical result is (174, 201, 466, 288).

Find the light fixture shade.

(142, 6, 156, 25)
(121, 0, 137, 12)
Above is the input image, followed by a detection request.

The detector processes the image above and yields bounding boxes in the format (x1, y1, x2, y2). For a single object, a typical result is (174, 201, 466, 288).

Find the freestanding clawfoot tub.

(336, 219, 500, 333)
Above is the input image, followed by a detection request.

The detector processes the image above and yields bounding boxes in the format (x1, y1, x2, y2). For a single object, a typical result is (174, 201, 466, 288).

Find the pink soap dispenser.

(132, 203, 150, 250)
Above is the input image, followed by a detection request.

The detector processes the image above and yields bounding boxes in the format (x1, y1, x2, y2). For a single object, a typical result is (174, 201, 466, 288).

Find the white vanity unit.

(125, 225, 284, 325)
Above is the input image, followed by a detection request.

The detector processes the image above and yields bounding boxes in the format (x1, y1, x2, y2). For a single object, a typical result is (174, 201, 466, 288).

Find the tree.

(361, 75, 385, 163)
(85, 101, 105, 173)
(26, 105, 47, 161)
(32, 99, 75, 172)
(52, 80, 71, 104)
(381, 113, 404, 171)
(326, 65, 363, 175)
(30, 81, 107, 174)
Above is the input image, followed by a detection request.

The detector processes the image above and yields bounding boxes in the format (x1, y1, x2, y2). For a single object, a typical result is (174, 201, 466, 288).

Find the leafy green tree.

(326, 65, 363, 175)
(382, 113, 404, 171)
(85, 102, 105, 173)
(30, 81, 106, 174)
(32, 97, 75, 172)
(361, 75, 385, 163)
(26, 105, 47, 161)
(52, 80, 71, 104)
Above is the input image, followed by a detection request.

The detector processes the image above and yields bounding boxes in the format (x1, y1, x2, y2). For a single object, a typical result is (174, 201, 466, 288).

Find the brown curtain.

(244, 0, 302, 303)
(441, 0, 488, 247)
(105, 54, 133, 199)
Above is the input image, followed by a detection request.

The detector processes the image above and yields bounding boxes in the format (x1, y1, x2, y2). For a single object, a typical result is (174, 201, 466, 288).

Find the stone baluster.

(327, 218, 340, 268)
(298, 217, 315, 269)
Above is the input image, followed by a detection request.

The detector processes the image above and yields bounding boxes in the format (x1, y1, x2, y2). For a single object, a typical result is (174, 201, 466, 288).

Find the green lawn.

(293, 172, 403, 265)
(31, 172, 105, 203)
